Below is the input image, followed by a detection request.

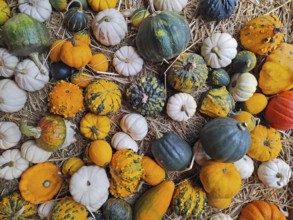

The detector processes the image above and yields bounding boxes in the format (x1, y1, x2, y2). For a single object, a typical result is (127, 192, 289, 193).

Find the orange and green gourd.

(70, 72, 93, 89)
(231, 50, 257, 73)
(88, 140, 112, 167)
(141, 156, 165, 186)
(131, 9, 150, 27)
(239, 93, 268, 115)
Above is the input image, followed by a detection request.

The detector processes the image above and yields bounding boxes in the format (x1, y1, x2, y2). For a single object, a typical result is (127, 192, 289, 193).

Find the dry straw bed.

(0, 0, 292, 219)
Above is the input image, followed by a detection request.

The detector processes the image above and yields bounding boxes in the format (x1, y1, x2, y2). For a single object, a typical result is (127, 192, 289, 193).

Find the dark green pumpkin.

(167, 53, 209, 93)
(2, 13, 51, 56)
(103, 198, 133, 220)
(136, 10, 191, 62)
(64, 4, 88, 32)
(151, 132, 192, 171)
(231, 50, 257, 73)
(126, 75, 166, 116)
(209, 68, 230, 86)
(199, 117, 251, 162)
(50, 0, 67, 11)
(50, 61, 76, 80)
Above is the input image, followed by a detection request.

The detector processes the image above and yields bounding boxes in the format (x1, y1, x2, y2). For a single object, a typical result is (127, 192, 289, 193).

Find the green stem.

(19, 120, 42, 139)
(98, 16, 111, 24)
(147, 0, 156, 15)
(181, 105, 190, 117)
(0, 64, 26, 74)
(114, 54, 129, 63)
(212, 47, 221, 60)
(29, 52, 47, 75)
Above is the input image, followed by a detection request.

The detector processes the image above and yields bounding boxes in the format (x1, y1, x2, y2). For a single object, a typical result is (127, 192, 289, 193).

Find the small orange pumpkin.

(49, 40, 66, 62)
(88, 140, 112, 167)
(239, 93, 268, 115)
(73, 30, 91, 45)
(141, 156, 165, 186)
(61, 157, 84, 177)
(70, 72, 93, 89)
(207, 194, 232, 209)
(89, 53, 109, 72)
(231, 111, 257, 131)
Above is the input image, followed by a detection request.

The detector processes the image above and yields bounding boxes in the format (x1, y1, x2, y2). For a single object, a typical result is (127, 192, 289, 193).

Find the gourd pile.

(0, 0, 292, 219)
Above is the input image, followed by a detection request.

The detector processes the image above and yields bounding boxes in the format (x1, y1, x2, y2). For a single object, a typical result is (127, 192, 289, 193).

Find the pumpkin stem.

(43, 180, 51, 188)
(30, 52, 48, 75)
(185, 61, 197, 71)
(114, 54, 129, 63)
(276, 173, 284, 185)
(142, 93, 149, 103)
(211, 47, 221, 60)
(71, 38, 77, 47)
(273, 26, 284, 34)
(147, 0, 156, 15)
(89, 126, 99, 139)
(237, 122, 248, 131)
(245, 59, 251, 68)
(98, 16, 111, 24)
(0, 65, 26, 74)
(19, 120, 42, 139)
(0, 161, 14, 169)
(181, 105, 190, 117)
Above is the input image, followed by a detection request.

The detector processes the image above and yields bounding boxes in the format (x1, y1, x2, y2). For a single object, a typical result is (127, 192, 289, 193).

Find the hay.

(0, 0, 292, 219)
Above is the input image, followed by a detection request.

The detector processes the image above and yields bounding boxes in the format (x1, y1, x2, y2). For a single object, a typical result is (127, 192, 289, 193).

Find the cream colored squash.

(61, 120, 77, 149)
(0, 122, 22, 150)
(0, 48, 19, 78)
(154, 0, 188, 12)
(210, 213, 233, 220)
(193, 140, 211, 166)
(234, 155, 254, 179)
(18, 0, 52, 22)
(38, 200, 56, 219)
(111, 132, 138, 152)
(21, 140, 52, 164)
(120, 113, 148, 141)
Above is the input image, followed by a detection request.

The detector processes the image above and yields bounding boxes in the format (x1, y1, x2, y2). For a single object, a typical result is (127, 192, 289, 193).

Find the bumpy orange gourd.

(61, 157, 84, 177)
(207, 194, 232, 209)
(240, 15, 284, 55)
(48, 80, 85, 118)
(141, 156, 165, 186)
(248, 125, 282, 161)
(19, 162, 63, 204)
(239, 200, 286, 220)
(88, 140, 112, 167)
(239, 93, 268, 115)
(49, 40, 66, 62)
(89, 53, 109, 72)
(87, 0, 118, 11)
(73, 30, 91, 45)
(231, 111, 257, 131)
(70, 72, 93, 89)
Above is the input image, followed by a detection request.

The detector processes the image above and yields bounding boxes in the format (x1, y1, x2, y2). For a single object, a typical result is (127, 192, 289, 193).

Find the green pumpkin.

(103, 198, 133, 220)
(209, 68, 230, 86)
(231, 50, 257, 73)
(167, 53, 209, 93)
(151, 132, 192, 171)
(136, 9, 191, 62)
(50, 0, 67, 11)
(200, 117, 251, 162)
(64, 4, 88, 32)
(131, 9, 150, 27)
(126, 75, 166, 116)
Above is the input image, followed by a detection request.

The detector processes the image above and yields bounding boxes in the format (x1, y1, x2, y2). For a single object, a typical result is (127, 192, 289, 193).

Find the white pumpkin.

(0, 79, 27, 113)
(0, 122, 22, 150)
(61, 120, 77, 149)
(228, 73, 258, 102)
(0, 48, 19, 78)
(113, 46, 144, 77)
(120, 113, 148, 141)
(21, 140, 52, 163)
(210, 213, 233, 220)
(0, 149, 29, 180)
(92, 9, 128, 46)
(70, 165, 109, 211)
(201, 33, 238, 68)
(38, 200, 56, 219)
(193, 140, 211, 166)
(18, 0, 52, 22)
(167, 93, 197, 122)
(257, 158, 291, 189)
(15, 59, 49, 92)
(111, 132, 138, 152)
(154, 0, 188, 12)
(234, 155, 254, 179)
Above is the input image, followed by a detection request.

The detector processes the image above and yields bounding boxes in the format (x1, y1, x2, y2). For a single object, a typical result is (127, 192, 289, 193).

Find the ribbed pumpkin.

(88, 0, 118, 11)
(70, 72, 93, 89)
(49, 39, 66, 62)
(167, 53, 209, 93)
(103, 198, 133, 220)
(264, 90, 293, 130)
(209, 68, 230, 87)
(85, 79, 122, 115)
(88, 140, 112, 167)
(239, 93, 268, 115)
(64, 2, 88, 32)
(126, 75, 166, 116)
(200, 117, 251, 162)
(230, 111, 257, 131)
(231, 50, 257, 73)
(172, 180, 206, 218)
(141, 156, 165, 186)
(248, 125, 282, 162)
(61, 157, 84, 177)
(207, 194, 233, 209)
(240, 15, 284, 55)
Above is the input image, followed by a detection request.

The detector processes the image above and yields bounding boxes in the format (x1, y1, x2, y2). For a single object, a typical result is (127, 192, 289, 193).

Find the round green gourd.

(103, 198, 133, 220)
(151, 132, 192, 171)
(231, 50, 257, 73)
(64, 3, 88, 32)
(167, 53, 209, 93)
(209, 68, 230, 86)
(199, 117, 251, 162)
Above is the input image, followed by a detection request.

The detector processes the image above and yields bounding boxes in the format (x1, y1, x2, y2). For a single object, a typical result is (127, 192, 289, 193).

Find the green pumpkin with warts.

(232, 50, 257, 73)
(209, 68, 230, 86)
(103, 198, 133, 220)
(167, 53, 209, 93)
(64, 3, 88, 32)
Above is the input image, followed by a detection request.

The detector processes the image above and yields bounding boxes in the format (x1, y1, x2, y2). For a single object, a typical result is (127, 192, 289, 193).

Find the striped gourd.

(52, 197, 87, 219)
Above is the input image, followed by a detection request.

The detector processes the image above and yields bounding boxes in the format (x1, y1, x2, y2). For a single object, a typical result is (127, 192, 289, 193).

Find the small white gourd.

(38, 200, 56, 219)
(0, 122, 22, 150)
(18, 0, 52, 22)
(120, 113, 148, 141)
(111, 132, 138, 152)
(153, 0, 188, 13)
(193, 140, 211, 166)
(234, 155, 254, 179)
(21, 140, 52, 164)
(0, 48, 19, 77)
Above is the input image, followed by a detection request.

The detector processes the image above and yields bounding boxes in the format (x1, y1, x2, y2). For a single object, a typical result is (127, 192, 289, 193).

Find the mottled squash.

(231, 50, 257, 73)
(141, 156, 165, 186)
(103, 198, 133, 220)
(239, 93, 268, 115)
(209, 68, 230, 87)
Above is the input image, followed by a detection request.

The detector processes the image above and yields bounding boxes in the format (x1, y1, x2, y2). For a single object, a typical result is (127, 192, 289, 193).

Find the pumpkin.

(232, 50, 257, 73)
(120, 113, 148, 141)
(200, 160, 242, 198)
(167, 53, 209, 93)
(103, 198, 133, 220)
(0, 192, 38, 219)
(240, 15, 284, 55)
(136, 4, 190, 62)
(172, 180, 206, 218)
(201, 33, 237, 68)
(126, 75, 166, 116)
(264, 91, 293, 130)
(50, 61, 76, 80)
(0, 149, 29, 180)
(80, 113, 111, 140)
(21, 140, 52, 164)
(209, 68, 230, 87)
(257, 158, 291, 189)
(88, 140, 112, 167)
(85, 79, 122, 115)
(89, 53, 109, 72)
(0, 121, 22, 150)
(0, 1, 10, 25)
(48, 80, 85, 118)
(113, 46, 144, 77)
(207, 195, 232, 209)
(70, 165, 110, 211)
(49, 40, 66, 62)
(73, 30, 91, 45)
(131, 9, 150, 27)
(199, 0, 238, 21)
(69, 0, 88, 10)
(230, 111, 257, 131)
(15, 59, 49, 92)
(18, 0, 52, 22)
(210, 213, 233, 220)
(20, 115, 66, 152)
(70, 72, 93, 88)
(134, 180, 175, 220)
(0, 48, 19, 77)
(38, 200, 56, 219)
(229, 73, 258, 102)
(200, 117, 251, 162)
(239, 93, 268, 115)
(61, 157, 84, 177)
(154, 0, 188, 12)
(111, 132, 139, 152)
(259, 43, 293, 95)
(199, 86, 235, 118)
(167, 93, 197, 122)
(88, 0, 118, 11)
(64, 1, 88, 32)
(151, 132, 192, 171)
(233, 155, 254, 179)
(141, 156, 165, 186)
(49, 0, 67, 11)
(0, 79, 27, 113)
(19, 162, 63, 204)
(238, 200, 286, 220)
(92, 9, 127, 46)
(193, 141, 211, 166)
(248, 125, 282, 161)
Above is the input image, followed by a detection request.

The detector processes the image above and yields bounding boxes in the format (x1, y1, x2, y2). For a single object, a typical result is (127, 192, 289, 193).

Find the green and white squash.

(64, 1, 88, 32)
(231, 50, 257, 73)
(0, 48, 19, 78)
(209, 68, 230, 87)
(103, 198, 133, 220)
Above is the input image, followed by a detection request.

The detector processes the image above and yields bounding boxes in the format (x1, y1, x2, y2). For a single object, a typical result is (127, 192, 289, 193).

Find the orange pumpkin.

(70, 72, 93, 89)
(231, 111, 257, 131)
(61, 157, 84, 177)
(207, 194, 232, 209)
(73, 30, 91, 45)
(89, 53, 109, 72)
(141, 156, 165, 186)
(88, 140, 112, 167)
(239, 93, 268, 115)
(49, 40, 66, 62)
